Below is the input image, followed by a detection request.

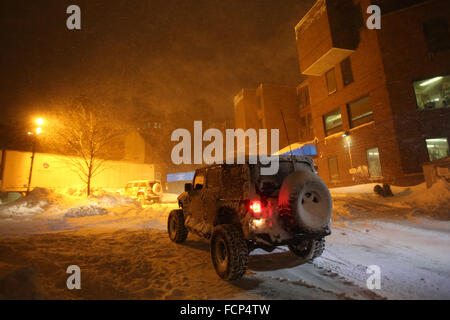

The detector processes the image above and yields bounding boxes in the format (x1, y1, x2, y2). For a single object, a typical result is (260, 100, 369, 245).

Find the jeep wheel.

(168, 210, 188, 243)
(288, 238, 325, 261)
(210, 224, 248, 281)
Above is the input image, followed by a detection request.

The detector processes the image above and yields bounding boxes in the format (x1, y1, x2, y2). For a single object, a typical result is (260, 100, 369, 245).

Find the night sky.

(0, 0, 314, 149)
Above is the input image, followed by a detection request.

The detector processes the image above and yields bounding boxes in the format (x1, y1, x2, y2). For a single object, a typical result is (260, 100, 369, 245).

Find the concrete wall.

(0, 150, 155, 192)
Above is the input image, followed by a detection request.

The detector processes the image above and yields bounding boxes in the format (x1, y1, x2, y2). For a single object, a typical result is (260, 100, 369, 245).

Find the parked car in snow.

(168, 156, 333, 280)
(124, 180, 162, 204)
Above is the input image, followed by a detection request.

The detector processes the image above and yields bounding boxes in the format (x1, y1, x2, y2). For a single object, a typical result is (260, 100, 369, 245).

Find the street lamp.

(26, 118, 44, 195)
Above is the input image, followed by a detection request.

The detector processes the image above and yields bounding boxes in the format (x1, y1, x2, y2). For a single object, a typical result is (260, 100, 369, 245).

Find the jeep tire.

(288, 238, 325, 261)
(168, 210, 188, 243)
(279, 170, 332, 232)
(210, 224, 248, 281)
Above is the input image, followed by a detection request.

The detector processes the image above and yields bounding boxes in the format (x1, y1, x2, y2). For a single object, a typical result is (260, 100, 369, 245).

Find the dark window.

(348, 96, 374, 128)
(298, 86, 310, 109)
(413, 75, 450, 111)
(423, 18, 450, 53)
(194, 174, 205, 190)
(340, 57, 354, 87)
(328, 156, 340, 182)
(326, 69, 337, 95)
(307, 113, 313, 132)
(323, 109, 343, 136)
(299, 117, 306, 139)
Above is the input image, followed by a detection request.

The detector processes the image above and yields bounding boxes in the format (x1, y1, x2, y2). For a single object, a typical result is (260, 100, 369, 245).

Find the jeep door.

(204, 166, 221, 225)
(189, 170, 206, 224)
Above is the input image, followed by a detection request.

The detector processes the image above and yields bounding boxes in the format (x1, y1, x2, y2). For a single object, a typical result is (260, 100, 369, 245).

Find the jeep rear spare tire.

(278, 170, 332, 232)
(168, 209, 188, 243)
(210, 224, 248, 281)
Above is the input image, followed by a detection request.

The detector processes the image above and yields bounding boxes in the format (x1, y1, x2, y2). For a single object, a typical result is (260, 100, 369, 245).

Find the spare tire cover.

(278, 170, 332, 232)
(152, 183, 163, 195)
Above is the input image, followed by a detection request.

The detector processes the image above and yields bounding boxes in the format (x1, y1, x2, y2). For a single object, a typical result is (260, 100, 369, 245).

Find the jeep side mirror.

(185, 183, 193, 193)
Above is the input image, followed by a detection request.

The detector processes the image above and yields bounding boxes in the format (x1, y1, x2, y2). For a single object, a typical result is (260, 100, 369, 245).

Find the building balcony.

(295, 0, 362, 76)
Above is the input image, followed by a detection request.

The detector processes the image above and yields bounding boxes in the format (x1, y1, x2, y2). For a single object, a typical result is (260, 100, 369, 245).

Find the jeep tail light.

(249, 200, 262, 215)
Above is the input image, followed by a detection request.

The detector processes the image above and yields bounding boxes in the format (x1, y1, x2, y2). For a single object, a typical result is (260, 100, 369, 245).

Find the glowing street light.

(35, 118, 44, 126)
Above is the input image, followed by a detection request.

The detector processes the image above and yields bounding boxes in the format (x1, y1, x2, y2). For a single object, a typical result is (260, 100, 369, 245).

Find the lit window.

(326, 69, 337, 95)
(341, 57, 354, 87)
(413, 75, 450, 111)
(366, 148, 382, 178)
(426, 138, 449, 161)
(328, 156, 340, 182)
(323, 109, 343, 136)
(348, 96, 374, 128)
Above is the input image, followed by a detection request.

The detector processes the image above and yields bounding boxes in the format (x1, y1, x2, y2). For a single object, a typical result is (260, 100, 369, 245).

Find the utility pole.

(26, 118, 44, 195)
(26, 135, 37, 195)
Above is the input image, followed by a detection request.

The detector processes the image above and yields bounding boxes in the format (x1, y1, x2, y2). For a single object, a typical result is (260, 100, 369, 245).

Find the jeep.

(167, 156, 332, 280)
(124, 180, 163, 205)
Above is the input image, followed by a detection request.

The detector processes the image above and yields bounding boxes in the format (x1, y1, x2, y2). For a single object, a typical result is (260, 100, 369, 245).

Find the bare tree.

(52, 103, 122, 196)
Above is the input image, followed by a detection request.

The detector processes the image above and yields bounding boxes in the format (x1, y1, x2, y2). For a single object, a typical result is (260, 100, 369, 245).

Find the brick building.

(235, 0, 450, 187)
(294, 0, 450, 186)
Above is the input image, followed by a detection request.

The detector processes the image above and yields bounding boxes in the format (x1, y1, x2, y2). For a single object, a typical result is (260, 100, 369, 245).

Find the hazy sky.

(0, 0, 314, 147)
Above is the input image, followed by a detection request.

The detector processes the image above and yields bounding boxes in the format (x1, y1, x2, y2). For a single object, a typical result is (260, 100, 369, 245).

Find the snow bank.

(64, 205, 109, 218)
(88, 191, 139, 208)
(0, 188, 58, 218)
(331, 180, 450, 220)
(0, 186, 140, 220)
(404, 180, 450, 219)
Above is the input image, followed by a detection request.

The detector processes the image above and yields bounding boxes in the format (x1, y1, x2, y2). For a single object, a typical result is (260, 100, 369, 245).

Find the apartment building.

(234, 83, 315, 155)
(234, 0, 449, 187)
(294, 0, 450, 186)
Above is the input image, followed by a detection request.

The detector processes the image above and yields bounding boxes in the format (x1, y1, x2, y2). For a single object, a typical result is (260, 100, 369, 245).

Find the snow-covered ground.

(0, 182, 449, 299)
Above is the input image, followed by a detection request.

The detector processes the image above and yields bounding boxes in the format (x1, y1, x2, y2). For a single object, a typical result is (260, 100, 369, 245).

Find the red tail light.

(249, 200, 262, 214)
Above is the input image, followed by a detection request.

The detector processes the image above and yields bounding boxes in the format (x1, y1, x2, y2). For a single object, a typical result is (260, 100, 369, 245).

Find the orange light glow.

(36, 127, 42, 135)
(250, 200, 262, 214)
(36, 118, 44, 126)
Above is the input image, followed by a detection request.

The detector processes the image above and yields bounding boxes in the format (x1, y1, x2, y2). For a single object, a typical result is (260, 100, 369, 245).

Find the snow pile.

(0, 188, 58, 218)
(88, 190, 139, 208)
(64, 205, 109, 218)
(331, 180, 450, 221)
(0, 186, 140, 220)
(404, 180, 450, 219)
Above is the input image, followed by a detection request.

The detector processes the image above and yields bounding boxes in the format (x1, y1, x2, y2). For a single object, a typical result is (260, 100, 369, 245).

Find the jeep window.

(194, 174, 205, 190)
